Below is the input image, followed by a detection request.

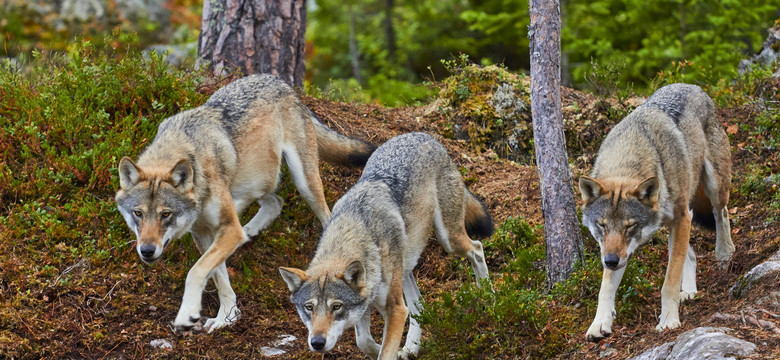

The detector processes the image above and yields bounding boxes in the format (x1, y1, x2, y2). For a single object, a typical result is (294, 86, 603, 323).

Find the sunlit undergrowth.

(417, 217, 661, 359)
(0, 36, 209, 357)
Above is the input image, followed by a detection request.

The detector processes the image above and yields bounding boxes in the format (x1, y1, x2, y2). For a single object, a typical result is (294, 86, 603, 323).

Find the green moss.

(435, 54, 533, 162)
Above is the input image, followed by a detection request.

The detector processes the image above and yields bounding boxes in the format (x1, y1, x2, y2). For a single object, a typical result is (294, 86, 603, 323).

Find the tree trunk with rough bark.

(197, 0, 307, 88)
(528, 0, 584, 286)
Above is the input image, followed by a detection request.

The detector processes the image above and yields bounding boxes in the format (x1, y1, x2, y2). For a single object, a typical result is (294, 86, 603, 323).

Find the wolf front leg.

(174, 194, 247, 331)
(378, 274, 408, 360)
(656, 205, 691, 331)
(586, 265, 626, 341)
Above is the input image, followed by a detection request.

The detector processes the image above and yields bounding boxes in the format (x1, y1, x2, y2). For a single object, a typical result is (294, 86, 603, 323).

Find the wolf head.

(579, 176, 663, 270)
(279, 261, 370, 353)
(115, 157, 199, 263)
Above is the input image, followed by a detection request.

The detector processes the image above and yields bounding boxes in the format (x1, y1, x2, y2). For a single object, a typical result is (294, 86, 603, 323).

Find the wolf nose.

(310, 336, 326, 351)
(604, 253, 620, 269)
(140, 244, 156, 259)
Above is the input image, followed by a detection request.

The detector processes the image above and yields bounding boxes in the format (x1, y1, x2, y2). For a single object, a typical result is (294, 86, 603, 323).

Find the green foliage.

(435, 55, 533, 161)
(566, 0, 778, 89)
(417, 217, 550, 358)
(419, 217, 662, 358)
(310, 0, 778, 102)
(0, 36, 209, 356)
(304, 74, 435, 107)
(0, 35, 207, 206)
(0, 0, 203, 58)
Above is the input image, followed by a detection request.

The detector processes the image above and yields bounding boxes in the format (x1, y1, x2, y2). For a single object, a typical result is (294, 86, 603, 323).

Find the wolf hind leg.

(242, 193, 283, 238)
(355, 310, 380, 359)
(701, 159, 735, 265)
(433, 202, 490, 288)
(398, 272, 423, 359)
(203, 262, 240, 332)
(282, 143, 331, 227)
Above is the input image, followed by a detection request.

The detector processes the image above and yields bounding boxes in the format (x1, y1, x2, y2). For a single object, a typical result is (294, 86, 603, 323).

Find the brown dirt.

(11, 88, 780, 359)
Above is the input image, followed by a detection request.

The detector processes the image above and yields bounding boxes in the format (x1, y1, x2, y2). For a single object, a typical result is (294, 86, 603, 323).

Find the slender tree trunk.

(197, 0, 307, 88)
(528, 0, 584, 286)
(348, 5, 361, 83)
(383, 0, 396, 63)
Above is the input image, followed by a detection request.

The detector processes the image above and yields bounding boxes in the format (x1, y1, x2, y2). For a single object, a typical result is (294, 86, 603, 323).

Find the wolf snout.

(310, 336, 327, 351)
(604, 253, 620, 269)
(140, 244, 157, 258)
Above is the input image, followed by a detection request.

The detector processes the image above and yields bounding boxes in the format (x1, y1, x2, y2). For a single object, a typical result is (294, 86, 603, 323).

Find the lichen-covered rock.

(627, 327, 756, 360)
(730, 248, 780, 298)
(739, 19, 780, 75)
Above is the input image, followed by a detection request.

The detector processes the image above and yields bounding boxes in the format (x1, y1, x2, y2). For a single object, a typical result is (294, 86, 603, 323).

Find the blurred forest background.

(2, 0, 778, 106)
(2, 1, 780, 359)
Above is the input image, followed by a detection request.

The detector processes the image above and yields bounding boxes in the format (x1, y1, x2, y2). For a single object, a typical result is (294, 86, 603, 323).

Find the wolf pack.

(115, 74, 735, 359)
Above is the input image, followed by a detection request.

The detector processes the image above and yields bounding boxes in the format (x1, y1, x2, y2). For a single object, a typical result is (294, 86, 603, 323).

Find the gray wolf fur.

(115, 74, 375, 332)
(279, 132, 494, 360)
(579, 83, 734, 340)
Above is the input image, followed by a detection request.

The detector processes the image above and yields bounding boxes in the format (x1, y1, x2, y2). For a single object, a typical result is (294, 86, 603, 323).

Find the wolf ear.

(632, 177, 660, 206)
(341, 261, 366, 292)
(118, 157, 143, 189)
(579, 176, 604, 204)
(169, 159, 194, 191)
(279, 267, 308, 292)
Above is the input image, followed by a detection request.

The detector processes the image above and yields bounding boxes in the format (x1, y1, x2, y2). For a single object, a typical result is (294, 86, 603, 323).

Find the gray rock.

(489, 83, 527, 120)
(669, 327, 755, 360)
(627, 327, 756, 360)
(730, 249, 780, 298)
(149, 338, 173, 350)
(739, 23, 780, 75)
(260, 334, 297, 357)
(627, 342, 673, 360)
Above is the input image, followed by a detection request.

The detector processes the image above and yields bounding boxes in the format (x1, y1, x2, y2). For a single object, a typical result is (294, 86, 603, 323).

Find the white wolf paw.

(173, 305, 203, 332)
(655, 315, 681, 331)
(396, 348, 417, 360)
(585, 321, 613, 342)
(680, 290, 697, 302)
(203, 307, 241, 333)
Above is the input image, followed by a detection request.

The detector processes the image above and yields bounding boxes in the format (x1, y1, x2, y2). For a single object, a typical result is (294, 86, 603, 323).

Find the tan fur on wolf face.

(280, 133, 494, 360)
(115, 74, 375, 334)
(579, 83, 734, 341)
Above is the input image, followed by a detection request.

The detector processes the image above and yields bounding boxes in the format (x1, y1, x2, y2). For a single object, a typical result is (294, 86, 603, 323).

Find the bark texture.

(197, 0, 307, 88)
(528, 0, 584, 286)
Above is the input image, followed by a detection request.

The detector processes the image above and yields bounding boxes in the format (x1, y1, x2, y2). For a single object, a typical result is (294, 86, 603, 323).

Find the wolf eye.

(332, 304, 342, 311)
(304, 304, 313, 311)
(133, 210, 143, 218)
(161, 211, 172, 219)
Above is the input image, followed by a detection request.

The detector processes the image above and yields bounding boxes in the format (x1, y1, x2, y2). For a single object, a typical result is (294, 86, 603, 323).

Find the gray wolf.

(279, 132, 494, 359)
(115, 74, 375, 332)
(579, 83, 734, 341)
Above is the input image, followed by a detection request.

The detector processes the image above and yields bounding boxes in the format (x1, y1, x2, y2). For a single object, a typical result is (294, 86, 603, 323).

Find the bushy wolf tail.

(464, 189, 494, 238)
(309, 112, 376, 167)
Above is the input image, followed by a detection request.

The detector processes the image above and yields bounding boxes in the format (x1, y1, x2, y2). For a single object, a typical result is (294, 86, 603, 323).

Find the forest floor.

(4, 84, 779, 360)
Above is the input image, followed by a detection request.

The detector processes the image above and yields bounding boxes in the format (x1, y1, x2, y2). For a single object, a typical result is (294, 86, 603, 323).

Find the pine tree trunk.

(197, 0, 307, 88)
(528, 0, 584, 286)
(349, 5, 361, 83)
(384, 0, 396, 62)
